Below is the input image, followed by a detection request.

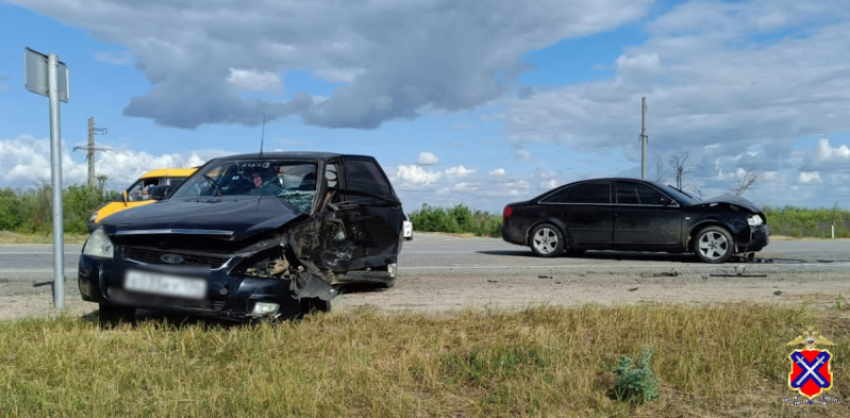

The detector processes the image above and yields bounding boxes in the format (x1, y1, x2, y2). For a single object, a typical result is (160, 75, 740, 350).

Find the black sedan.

(78, 151, 405, 324)
(501, 177, 769, 263)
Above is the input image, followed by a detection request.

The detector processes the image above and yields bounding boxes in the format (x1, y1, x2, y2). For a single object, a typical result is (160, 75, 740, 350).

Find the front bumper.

(736, 224, 770, 253)
(78, 254, 307, 321)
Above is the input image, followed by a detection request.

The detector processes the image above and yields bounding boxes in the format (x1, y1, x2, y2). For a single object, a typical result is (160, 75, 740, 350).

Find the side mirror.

(659, 196, 671, 206)
(150, 185, 172, 201)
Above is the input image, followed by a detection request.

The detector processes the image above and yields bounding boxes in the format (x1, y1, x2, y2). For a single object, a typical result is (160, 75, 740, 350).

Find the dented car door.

(313, 157, 404, 282)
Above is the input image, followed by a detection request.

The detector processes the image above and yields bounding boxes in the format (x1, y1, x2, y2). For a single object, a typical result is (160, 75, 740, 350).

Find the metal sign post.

(24, 47, 69, 309)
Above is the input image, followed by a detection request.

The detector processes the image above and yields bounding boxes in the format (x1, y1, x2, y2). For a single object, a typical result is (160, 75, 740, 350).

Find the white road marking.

(399, 263, 850, 270)
(0, 251, 79, 255)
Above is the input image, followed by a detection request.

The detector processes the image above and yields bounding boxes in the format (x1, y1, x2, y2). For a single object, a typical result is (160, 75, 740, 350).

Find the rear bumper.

(501, 220, 527, 246)
(78, 254, 309, 322)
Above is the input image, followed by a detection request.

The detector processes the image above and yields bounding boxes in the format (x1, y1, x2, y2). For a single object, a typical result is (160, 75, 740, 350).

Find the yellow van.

(87, 167, 198, 232)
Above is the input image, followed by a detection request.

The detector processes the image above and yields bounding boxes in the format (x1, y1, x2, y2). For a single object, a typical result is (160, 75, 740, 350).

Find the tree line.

(0, 183, 847, 239)
(0, 184, 119, 235)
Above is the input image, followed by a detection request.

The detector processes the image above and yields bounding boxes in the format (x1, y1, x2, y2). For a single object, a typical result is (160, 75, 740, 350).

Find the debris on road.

(710, 265, 768, 278)
(538, 274, 553, 279)
(628, 287, 639, 292)
(774, 290, 783, 296)
(641, 268, 680, 278)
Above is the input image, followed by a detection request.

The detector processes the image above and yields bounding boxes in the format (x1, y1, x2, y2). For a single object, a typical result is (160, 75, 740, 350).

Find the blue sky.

(2, 0, 850, 213)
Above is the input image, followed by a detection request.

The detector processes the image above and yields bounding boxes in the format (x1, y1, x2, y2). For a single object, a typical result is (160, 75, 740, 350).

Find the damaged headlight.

(747, 214, 764, 226)
(82, 226, 114, 259)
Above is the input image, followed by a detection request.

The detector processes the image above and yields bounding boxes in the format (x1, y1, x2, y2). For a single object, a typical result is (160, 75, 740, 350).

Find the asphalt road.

(1, 233, 849, 281)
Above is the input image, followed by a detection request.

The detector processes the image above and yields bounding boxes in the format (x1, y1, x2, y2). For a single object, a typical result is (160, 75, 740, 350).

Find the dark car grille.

(121, 247, 230, 268)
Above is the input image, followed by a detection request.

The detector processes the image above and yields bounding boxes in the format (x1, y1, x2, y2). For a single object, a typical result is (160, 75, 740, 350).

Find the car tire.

(529, 223, 565, 257)
(694, 226, 734, 264)
(98, 303, 136, 327)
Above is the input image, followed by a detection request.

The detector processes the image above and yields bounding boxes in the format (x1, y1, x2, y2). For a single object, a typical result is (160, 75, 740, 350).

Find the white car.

(403, 214, 413, 240)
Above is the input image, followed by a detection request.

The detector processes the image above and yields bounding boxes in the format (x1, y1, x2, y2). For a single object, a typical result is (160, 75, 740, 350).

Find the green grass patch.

(1, 304, 848, 417)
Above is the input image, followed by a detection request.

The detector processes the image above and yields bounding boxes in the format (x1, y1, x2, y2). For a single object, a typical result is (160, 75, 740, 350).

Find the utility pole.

(74, 117, 109, 186)
(640, 96, 648, 180)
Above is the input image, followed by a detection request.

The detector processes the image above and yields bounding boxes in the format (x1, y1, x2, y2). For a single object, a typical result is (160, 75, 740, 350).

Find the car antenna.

(259, 112, 266, 160)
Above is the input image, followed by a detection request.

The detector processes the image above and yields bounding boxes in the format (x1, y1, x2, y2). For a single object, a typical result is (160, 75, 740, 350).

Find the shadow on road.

(476, 249, 814, 264)
(477, 249, 704, 263)
(335, 283, 393, 295)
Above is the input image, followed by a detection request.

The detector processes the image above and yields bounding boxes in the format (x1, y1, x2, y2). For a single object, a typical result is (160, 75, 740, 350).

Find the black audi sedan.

(501, 177, 769, 263)
(78, 152, 405, 324)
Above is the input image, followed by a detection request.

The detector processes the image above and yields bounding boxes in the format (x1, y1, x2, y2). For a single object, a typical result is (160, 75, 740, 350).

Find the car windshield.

(653, 182, 700, 205)
(170, 159, 319, 213)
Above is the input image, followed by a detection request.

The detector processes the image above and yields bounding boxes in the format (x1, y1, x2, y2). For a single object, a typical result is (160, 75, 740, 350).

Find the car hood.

(690, 194, 763, 215)
(99, 196, 309, 240)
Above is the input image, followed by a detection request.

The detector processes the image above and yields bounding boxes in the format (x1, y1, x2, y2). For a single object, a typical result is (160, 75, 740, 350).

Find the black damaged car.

(78, 152, 405, 323)
(501, 177, 769, 263)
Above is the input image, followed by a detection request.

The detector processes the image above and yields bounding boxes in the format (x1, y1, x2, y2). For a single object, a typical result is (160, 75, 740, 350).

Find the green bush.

(611, 348, 660, 404)
(408, 203, 503, 237)
(763, 203, 850, 238)
(0, 184, 118, 235)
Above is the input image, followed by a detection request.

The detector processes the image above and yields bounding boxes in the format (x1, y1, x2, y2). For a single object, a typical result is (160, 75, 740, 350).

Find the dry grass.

(0, 231, 89, 245)
(1, 304, 848, 417)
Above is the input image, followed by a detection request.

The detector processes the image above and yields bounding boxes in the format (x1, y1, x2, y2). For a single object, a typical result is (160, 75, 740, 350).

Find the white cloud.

(444, 165, 476, 178)
(94, 50, 132, 65)
(415, 152, 439, 166)
(497, 0, 850, 176)
(395, 164, 442, 186)
(540, 179, 558, 190)
(8, 0, 652, 129)
(814, 138, 850, 163)
(489, 168, 507, 176)
(760, 171, 779, 182)
(226, 69, 282, 91)
(798, 171, 822, 184)
(0, 135, 218, 190)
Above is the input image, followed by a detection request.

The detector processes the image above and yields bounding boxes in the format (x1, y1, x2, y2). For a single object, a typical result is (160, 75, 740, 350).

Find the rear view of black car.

(501, 177, 769, 263)
(78, 152, 405, 324)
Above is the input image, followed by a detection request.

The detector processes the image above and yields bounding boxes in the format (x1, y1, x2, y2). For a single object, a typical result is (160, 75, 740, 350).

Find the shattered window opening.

(170, 159, 320, 213)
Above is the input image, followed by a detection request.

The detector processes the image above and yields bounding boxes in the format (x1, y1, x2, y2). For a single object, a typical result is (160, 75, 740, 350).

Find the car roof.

(209, 151, 378, 162)
(555, 177, 668, 187)
(139, 168, 198, 178)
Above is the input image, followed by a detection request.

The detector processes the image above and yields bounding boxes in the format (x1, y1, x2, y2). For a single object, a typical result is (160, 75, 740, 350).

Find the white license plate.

(124, 270, 207, 299)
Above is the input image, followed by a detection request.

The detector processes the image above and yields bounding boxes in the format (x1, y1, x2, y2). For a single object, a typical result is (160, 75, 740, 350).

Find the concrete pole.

(87, 117, 95, 186)
(641, 97, 648, 180)
(48, 54, 65, 309)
